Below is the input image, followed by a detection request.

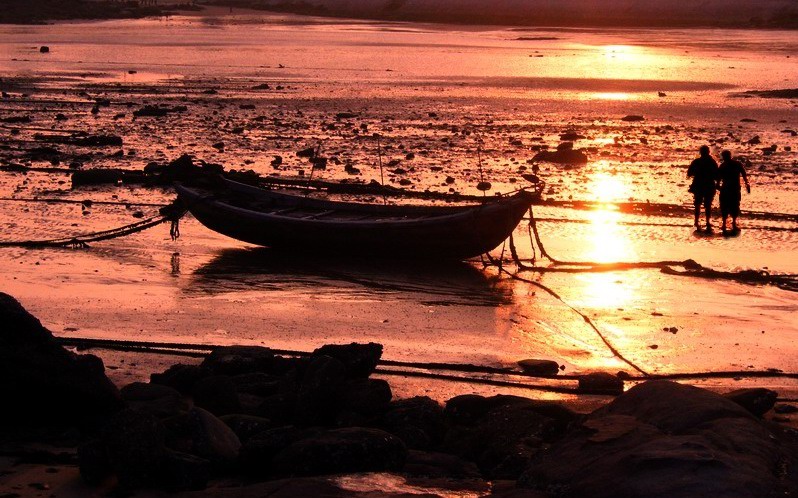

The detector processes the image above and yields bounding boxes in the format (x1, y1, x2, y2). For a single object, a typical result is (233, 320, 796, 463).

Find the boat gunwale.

(177, 183, 533, 228)
(219, 177, 536, 216)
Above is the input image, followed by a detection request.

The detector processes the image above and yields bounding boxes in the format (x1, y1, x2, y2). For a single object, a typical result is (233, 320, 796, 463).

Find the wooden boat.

(175, 178, 539, 260)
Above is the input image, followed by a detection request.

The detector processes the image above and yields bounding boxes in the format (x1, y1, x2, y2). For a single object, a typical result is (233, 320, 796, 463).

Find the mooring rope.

(0, 201, 186, 248)
(499, 264, 651, 377)
(55, 336, 798, 395)
(483, 205, 798, 377)
(508, 206, 798, 291)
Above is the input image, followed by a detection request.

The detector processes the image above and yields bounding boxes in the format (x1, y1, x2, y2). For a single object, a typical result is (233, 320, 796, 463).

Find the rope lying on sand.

(0, 201, 185, 248)
(483, 206, 798, 378)
(55, 336, 798, 396)
(0, 197, 169, 208)
(501, 207, 798, 292)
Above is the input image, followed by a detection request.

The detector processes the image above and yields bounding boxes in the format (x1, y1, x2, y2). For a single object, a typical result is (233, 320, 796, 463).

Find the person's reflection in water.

(717, 150, 750, 233)
(687, 145, 718, 232)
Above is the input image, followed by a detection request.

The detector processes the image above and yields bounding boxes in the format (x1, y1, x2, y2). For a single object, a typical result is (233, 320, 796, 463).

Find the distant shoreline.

(2, 0, 798, 29)
(0, 0, 201, 25)
(202, 0, 798, 30)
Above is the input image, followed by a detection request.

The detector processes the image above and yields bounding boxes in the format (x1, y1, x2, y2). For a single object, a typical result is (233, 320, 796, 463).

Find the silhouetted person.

(717, 150, 750, 232)
(687, 145, 718, 231)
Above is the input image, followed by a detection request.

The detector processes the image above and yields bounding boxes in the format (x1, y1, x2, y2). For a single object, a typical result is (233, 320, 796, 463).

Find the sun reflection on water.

(579, 172, 637, 308)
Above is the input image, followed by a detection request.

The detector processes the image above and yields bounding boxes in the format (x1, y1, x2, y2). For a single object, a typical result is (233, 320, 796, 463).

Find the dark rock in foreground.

(270, 427, 407, 476)
(4, 294, 797, 497)
(725, 387, 778, 417)
(517, 359, 560, 376)
(0, 292, 121, 431)
(312, 342, 383, 378)
(519, 380, 798, 498)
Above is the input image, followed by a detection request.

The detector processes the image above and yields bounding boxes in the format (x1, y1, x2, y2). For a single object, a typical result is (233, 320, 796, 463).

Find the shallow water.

(1, 13, 797, 398)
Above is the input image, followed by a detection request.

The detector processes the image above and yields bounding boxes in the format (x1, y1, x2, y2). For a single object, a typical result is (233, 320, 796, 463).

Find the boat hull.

(176, 183, 536, 260)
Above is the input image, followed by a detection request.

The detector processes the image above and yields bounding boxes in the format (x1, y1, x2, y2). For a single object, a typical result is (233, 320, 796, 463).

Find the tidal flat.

(1, 13, 797, 399)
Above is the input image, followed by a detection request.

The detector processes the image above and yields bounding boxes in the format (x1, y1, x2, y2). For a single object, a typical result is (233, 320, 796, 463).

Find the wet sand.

(1, 13, 797, 403)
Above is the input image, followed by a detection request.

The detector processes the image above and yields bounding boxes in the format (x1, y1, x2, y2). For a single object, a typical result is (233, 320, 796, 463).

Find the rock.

(230, 372, 281, 397)
(403, 449, 482, 479)
(577, 372, 624, 395)
(297, 147, 315, 157)
(559, 131, 585, 141)
(77, 439, 112, 485)
(89, 409, 169, 488)
(0, 293, 121, 430)
(381, 396, 445, 450)
(295, 355, 347, 425)
(192, 375, 241, 416)
(121, 382, 189, 418)
(519, 381, 793, 498)
(445, 394, 495, 425)
(256, 392, 298, 425)
(220, 414, 273, 442)
(133, 105, 168, 117)
(621, 115, 645, 122)
(239, 426, 321, 474)
(724, 388, 778, 417)
(201, 345, 276, 375)
(336, 378, 392, 417)
(532, 142, 588, 165)
(71, 168, 125, 187)
(271, 427, 406, 477)
(443, 395, 578, 479)
(774, 404, 798, 414)
(144, 154, 223, 184)
(311, 342, 383, 378)
(151, 364, 207, 394)
(517, 359, 560, 376)
(40, 46, 49, 53)
(743, 89, 798, 99)
(0, 115, 31, 123)
(163, 450, 210, 491)
(172, 407, 241, 466)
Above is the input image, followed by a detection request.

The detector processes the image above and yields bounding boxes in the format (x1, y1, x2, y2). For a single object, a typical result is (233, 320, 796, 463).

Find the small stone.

(577, 372, 624, 395)
(517, 359, 560, 376)
(774, 404, 798, 414)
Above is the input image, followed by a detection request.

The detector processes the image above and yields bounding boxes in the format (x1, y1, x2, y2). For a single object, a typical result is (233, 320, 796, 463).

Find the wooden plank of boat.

(174, 180, 538, 260)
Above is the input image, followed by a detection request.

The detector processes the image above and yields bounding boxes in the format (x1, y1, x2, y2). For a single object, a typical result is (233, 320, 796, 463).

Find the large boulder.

(80, 409, 169, 488)
(151, 364, 208, 394)
(0, 293, 121, 430)
(192, 375, 241, 416)
(163, 407, 241, 467)
(294, 355, 347, 425)
(200, 346, 277, 376)
(239, 425, 322, 475)
(519, 380, 798, 498)
(380, 396, 445, 450)
(336, 378, 393, 418)
(121, 382, 190, 418)
(270, 427, 406, 477)
(311, 342, 383, 378)
(220, 414, 273, 443)
(442, 395, 578, 479)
